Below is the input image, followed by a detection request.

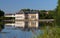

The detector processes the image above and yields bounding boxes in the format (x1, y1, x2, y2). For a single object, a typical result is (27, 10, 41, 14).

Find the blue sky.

(0, 0, 57, 13)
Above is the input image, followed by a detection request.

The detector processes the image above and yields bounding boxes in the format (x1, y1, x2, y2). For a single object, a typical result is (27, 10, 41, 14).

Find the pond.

(0, 26, 43, 38)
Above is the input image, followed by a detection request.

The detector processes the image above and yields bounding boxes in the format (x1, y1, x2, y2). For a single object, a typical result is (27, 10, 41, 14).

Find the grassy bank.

(33, 25, 60, 38)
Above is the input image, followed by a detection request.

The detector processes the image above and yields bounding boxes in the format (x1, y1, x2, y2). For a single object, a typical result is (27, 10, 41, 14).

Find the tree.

(0, 9, 5, 31)
(47, 10, 54, 19)
(56, 0, 60, 26)
(0, 10, 4, 17)
(21, 9, 30, 11)
(40, 10, 47, 12)
(39, 10, 47, 19)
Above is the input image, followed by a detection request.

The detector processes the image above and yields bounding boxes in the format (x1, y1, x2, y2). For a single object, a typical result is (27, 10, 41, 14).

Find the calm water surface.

(0, 26, 43, 38)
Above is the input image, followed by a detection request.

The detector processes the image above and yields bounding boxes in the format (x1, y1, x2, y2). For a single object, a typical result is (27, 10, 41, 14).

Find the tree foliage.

(0, 10, 4, 17)
(39, 10, 54, 19)
(0, 9, 4, 31)
(21, 9, 30, 11)
(56, 0, 60, 26)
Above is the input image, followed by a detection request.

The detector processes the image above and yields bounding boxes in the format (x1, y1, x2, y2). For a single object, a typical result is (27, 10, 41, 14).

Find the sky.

(0, 0, 57, 13)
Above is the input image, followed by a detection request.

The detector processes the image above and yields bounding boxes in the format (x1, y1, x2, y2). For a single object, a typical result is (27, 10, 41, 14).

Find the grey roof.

(24, 11, 38, 14)
(16, 11, 24, 14)
(16, 10, 38, 14)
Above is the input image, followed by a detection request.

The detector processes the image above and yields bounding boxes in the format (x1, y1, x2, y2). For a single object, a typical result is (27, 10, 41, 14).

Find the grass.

(33, 25, 60, 38)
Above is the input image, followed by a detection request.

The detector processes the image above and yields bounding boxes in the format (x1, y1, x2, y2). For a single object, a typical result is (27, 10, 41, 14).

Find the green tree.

(47, 10, 54, 19)
(40, 10, 47, 12)
(39, 10, 47, 19)
(0, 10, 4, 17)
(21, 8, 30, 11)
(56, 0, 60, 26)
(0, 9, 4, 31)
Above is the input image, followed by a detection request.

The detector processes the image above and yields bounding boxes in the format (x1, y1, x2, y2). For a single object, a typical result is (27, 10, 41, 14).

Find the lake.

(0, 26, 43, 38)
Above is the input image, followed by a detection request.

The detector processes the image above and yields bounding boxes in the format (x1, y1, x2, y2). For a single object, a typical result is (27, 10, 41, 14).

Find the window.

(31, 16, 36, 18)
(31, 21, 36, 25)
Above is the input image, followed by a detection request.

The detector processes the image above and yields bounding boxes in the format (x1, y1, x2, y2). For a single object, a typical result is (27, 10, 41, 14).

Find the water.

(0, 26, 42, 38)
